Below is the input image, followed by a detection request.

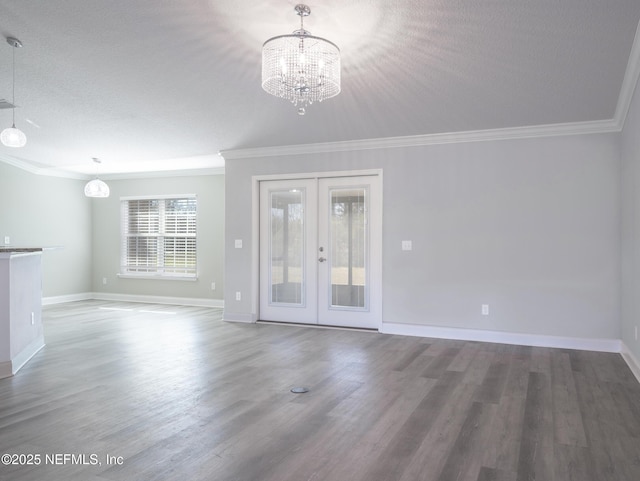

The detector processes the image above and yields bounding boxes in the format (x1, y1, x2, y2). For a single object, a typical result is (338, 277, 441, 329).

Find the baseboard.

(43, 292, 224, 308)
(621, 342, 640, 383)
(0, 361, 12, 380)
(380, 322, 621, 353)
(10, 335, 45, 375)
(0, 335, 46, 380)
(43, 292, 94, 305)
(223, 312, 257, 323)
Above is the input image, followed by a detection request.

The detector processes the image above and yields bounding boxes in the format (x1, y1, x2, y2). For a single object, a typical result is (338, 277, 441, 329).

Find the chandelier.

(262, 4, 340, 115)
(84, 158, 110, 198)
(1, 37, 27, 148)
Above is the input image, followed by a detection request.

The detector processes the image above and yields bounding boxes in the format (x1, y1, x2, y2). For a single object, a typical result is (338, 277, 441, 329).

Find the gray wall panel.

(225, 133, 620, 339)
(0, 162, 92, 297)
(91, 174, 225, 301)
(621, 76, 640, 361)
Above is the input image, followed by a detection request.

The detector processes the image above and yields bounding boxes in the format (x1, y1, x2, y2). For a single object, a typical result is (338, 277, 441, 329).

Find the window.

(120, 195, 197, 278)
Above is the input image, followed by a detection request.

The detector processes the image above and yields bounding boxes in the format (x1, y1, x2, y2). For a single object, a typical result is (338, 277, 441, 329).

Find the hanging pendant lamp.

(84, 158, 110, 198)
(262, 4, 340, 115)
(1, 37, 27, 148)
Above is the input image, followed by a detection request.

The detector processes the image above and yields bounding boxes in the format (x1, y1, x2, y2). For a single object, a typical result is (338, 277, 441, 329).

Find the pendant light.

(1, 37, 27, 148)
(262, 4, 341, 115)
(84, 158, 110, 198)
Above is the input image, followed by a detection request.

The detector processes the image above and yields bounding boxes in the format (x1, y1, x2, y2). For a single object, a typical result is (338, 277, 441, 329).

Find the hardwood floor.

(1, 300, 639, 481)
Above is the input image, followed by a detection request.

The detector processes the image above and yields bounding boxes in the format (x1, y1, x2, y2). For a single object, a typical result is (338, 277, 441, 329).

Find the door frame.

(251, 169, 383, 329)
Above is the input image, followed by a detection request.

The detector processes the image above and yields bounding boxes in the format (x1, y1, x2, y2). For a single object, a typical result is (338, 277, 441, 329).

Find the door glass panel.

(329, 188, 367, 309)
(270, 189, 304, 305)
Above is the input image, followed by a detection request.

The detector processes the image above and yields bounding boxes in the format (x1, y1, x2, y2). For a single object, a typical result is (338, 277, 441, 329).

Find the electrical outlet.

(235, 291, 241, 301)
(3, 236, 9, 245)
(482, 304, 489, 316)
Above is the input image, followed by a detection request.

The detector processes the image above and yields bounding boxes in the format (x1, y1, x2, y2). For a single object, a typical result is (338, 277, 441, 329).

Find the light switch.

(235, 239, 243, 249)
(401, 240, 412, 251)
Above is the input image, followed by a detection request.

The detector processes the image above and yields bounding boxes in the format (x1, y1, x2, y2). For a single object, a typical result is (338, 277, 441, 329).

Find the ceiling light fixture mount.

(262, 4, 341, 116)
(1, 37, 27, 148)
(84, 158, 110, 198)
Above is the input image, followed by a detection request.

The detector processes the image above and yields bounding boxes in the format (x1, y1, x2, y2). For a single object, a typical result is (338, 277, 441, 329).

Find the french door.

(259, 175, 381, 329)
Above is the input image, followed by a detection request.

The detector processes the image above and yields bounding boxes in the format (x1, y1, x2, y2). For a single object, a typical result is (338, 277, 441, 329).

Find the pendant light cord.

(1, 37, 26, 148)
(11, 45, 16, 126)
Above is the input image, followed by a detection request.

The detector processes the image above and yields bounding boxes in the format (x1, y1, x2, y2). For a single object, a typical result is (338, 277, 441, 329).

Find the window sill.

(118, 274, 198, 282)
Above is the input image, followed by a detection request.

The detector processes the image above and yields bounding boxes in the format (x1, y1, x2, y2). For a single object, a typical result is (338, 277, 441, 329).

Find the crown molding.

(0, 154, 92, 179)
(0, 154, 90, 179)
(0, 120, 628, 175)
(220, 118, 621, 160)
(0, 154, 224, 179)
(99, 167, 225, 180)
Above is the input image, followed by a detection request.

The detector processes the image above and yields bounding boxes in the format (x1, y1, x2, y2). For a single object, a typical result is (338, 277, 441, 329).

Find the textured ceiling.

(0, 0, 639, 176)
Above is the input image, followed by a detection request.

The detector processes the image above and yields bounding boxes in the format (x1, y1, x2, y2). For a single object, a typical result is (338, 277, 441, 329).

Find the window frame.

(119, 194, 198, 281)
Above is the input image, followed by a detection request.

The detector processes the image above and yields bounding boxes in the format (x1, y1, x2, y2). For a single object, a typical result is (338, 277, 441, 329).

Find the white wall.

(621, 76, 640, 362)
(91, 174, 225, 303)
(225, 133, 621, 341)
(0, 161, 92, 297)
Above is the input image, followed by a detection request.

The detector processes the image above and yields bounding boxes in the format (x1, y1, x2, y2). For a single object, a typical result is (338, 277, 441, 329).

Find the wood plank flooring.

(0, 300, 639, 481)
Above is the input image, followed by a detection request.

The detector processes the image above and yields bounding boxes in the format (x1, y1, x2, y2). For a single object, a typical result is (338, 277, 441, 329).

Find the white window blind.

(121, 195, 197, 278)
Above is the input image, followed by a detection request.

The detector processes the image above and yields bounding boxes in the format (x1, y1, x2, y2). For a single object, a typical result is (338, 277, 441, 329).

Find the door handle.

(318, 257, 327, 262)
